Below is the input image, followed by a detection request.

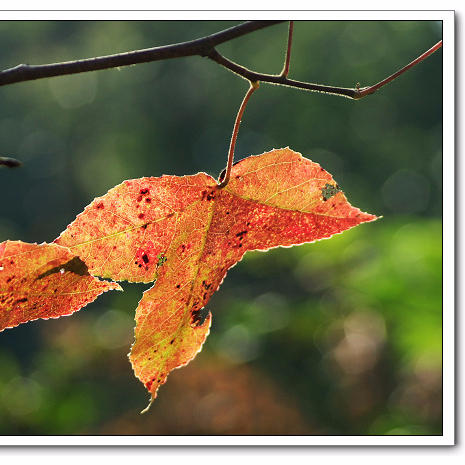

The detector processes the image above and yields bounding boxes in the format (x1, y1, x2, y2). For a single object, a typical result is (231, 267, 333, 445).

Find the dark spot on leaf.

(142, 254, 149, 264)
(170, 339, 175, 345)
(176, 284, 180, 289)
(96, 202, 104, 209)
(321, 183, 341, 201)
(138, 213, 145, 219)
(145, 198, 151, 203)
(202, 188, 216, 202)
(14, 298, 28, 304)
(140, 188, 149, 195)
(36, 256, 89, 280)
(236, 230, 247, 238)
(137, 195, 143, 202)
(141, 224, 148, 229)
(146, 378, 155, 391)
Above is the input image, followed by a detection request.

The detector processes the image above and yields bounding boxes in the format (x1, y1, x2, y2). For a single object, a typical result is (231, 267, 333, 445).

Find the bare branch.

(0, 21, 442, 102)
(0, 21, 284, 87)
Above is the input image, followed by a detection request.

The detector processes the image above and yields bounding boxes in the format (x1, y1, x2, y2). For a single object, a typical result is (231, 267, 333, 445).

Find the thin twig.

(280, 21, 294, 78)
(355, 40, 443, 99)
(218, 81, 260, 188)
(207, 49, 358, 98)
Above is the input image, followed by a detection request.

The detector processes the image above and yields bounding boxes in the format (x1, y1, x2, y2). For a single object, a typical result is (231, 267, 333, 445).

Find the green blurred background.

(0, 20, 442, 436)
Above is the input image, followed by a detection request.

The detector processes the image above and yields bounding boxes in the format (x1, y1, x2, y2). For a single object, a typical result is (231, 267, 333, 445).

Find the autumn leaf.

(55, 148, 377, 403)
(0, 240, 121, 331)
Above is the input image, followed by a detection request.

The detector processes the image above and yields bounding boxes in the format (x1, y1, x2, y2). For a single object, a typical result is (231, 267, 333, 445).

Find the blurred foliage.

(0, 20, 442, 436)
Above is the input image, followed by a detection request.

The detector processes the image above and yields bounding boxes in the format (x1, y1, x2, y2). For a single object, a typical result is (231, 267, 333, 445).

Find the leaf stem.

(218, 81, 260, 188)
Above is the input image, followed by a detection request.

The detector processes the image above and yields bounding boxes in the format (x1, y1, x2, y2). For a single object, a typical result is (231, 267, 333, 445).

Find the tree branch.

(0, 21, 442, 102)
(0, 20, 284, 87)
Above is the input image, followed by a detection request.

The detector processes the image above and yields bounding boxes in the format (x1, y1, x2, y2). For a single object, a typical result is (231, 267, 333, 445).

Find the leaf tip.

(140, 397, 154, 414)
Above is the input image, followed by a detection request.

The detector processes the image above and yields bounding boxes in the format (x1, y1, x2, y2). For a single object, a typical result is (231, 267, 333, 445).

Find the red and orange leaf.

(0, 240, 121, 331)
(56, 148, 377, 402)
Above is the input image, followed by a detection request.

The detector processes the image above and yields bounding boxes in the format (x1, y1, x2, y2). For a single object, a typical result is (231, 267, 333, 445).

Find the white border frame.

(0, 9, 454, 448)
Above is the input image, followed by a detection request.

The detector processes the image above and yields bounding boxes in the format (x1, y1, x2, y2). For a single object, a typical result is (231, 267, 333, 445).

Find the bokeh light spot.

(382, 169, 430, 214)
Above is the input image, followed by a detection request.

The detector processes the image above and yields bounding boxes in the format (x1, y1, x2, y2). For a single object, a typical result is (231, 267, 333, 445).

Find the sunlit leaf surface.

(56, 148, 377, 402)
